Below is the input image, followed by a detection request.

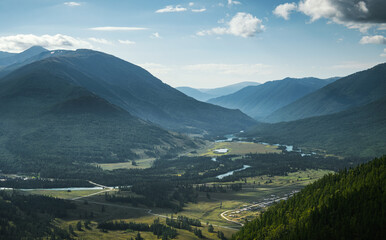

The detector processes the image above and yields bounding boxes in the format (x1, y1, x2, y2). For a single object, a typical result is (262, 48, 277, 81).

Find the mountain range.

(208, 77, 338, 120)
(0, 58, 199, 170)
(176, 81, 260, 102)
(0, 48, 256, 136)
(265, 63, 386, 123)
(244, 62, 386, 157)
(0, 46, 47, 70)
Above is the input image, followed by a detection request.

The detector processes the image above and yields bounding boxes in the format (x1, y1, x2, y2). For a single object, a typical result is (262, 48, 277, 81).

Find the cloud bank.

(156, 5, 187, 13)
(273, 2, 297, 20)
(64, 2, 81, 7)
(275, 0, 386, 32)
(0, 34, 92, 53)
(359, 35, 386, 44)
(197, 12, 264, 38)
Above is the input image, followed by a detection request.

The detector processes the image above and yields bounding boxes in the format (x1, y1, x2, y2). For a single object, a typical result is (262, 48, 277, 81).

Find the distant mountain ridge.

(0, 46, 47, 70)
(245, 95, 386, 157)
(0, 47, 256, 135)
(208, 77, 338, 120)
(266, 63, 386, 123)
(0, 61, 197, 168)
(176, 81, 260, 102)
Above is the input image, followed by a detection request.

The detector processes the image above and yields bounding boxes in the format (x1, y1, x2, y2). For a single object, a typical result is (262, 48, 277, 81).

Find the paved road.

(70, 182, 239, 231)
(220, 196, 289, 226)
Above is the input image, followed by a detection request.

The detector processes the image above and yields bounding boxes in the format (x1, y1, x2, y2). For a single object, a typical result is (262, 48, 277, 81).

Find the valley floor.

(23, 169, 331, 240)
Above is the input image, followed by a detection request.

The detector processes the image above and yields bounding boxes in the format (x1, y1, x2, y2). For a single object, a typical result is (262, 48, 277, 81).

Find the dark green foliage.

(135, 232, 143, 240)
(76, 221, 82, 231)
(233, 156, 386, 240)
(193, 228, 204, 238)
(266, 62, 386, 122)
(246, 96, 386, 157)
(0, 178, 92, 189)
(1, 49, 255, 135)
(166, 215, 201, 231)
(0, 59, 196, 173)
(0, 191, 74, 239)
(217, 231, 226, 240)
(208, 224, 214, 233)
(209, 77, 337, 120)
(97, 219, 178, 239)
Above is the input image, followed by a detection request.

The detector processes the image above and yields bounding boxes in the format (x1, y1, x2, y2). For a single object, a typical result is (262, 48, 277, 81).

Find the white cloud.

(192, 8, 206, 13)
(0, 34, 92, 53)
(118, 40, 136, 45)
(151, 32, 161, 39)
(228, 0, 241, 6)
(88, 38, 112, 45)
(296, 0, 386, 32)
(189, 2, 194, 7)
(298, 0, 338, 22)
(381, 49, 386, 57)
(378, 24, 386, 30)
(64, 2, 81, 7)
(359, 35, 386, 44)
(89, 26, 147, 31)
(183, 63, 271, 76)
(356, 1, 369, 13)
(273, 2, 297, 20)
(156, 5, 187, 13)
(197, 12, 264, 38)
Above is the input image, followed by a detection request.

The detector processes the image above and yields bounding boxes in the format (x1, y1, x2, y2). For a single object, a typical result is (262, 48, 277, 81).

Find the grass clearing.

(30, 169, 331, 239)
(95, 158, 155, 170)
(197, 141, 281, 157)
(22, 189, 106, 199)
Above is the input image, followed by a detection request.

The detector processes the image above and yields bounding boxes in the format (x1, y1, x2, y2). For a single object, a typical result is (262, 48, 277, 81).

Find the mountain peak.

(21, 46, 47, 55)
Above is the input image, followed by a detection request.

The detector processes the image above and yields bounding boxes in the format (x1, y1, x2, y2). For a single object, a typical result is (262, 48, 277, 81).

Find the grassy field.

(22, 189, 108, 199)
(59, 216, 236, 240)
(196, 141, 280, 157)
(34, 169, 332, 239)
(94, 158, 156, 170)
(179, 169, 332, 227)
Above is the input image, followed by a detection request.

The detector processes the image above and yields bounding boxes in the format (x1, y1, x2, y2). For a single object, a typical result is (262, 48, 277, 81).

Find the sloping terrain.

(3, 49, 255, 135)
(245, 96, 386, 157)
(0, 61, 196, 172)
(233, 156, 386, 240)
(266, 63, 386, 123)
(208, 77, 337, 120)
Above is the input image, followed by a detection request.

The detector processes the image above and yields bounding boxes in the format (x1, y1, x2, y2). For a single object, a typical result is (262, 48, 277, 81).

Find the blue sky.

(0, 0, 385, 88)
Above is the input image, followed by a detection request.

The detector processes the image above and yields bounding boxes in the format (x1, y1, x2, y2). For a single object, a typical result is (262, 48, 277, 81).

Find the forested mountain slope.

(0, 49, 255, 135)
(233, 156, 386, 240)
(208, 77, 336, 120)
(0, 59, 196, 173)
(266, 63, 386, 122)
(245, 96, 386, 157)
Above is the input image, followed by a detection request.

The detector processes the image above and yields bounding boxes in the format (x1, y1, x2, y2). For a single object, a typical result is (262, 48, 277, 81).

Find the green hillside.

(266, 62, 386, 123)
(245, 96, 386, 157)
(208, 77, 336, 120)
(0, 60, 196, 173)
(0, 49, 256, 135)
(233, 156, 386, 240)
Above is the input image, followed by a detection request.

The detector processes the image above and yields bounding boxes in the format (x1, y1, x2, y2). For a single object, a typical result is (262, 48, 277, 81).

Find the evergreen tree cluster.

(233, 156, 386, 240)
(0, 191, 75, 239)
(97, 219, 177, 239)
(165, 215, 201, 231)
